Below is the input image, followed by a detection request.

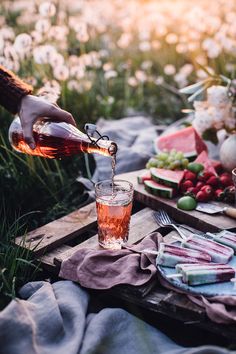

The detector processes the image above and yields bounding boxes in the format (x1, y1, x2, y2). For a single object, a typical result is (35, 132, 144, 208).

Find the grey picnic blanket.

(92, 116, 157, 181)
(0, 280, 233, 354)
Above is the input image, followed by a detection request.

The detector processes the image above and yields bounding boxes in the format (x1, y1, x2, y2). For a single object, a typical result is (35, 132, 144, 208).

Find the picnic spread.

(7, 115, 236, 352)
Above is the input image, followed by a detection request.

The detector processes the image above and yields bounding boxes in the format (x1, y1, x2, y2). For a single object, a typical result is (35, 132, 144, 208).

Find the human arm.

(0, 65, 76, 149)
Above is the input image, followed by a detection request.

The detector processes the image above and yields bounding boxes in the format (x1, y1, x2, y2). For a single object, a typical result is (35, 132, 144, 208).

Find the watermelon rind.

(150, 168, 184, 189)
(137, 170, 151, 184)
(144, 180, 175, 199)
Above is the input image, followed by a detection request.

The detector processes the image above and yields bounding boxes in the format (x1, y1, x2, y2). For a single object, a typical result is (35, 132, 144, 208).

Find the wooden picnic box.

(15, 169, 236, 341)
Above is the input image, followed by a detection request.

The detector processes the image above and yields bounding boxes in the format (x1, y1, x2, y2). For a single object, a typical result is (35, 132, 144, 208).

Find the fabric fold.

(60, 232, 162, 289)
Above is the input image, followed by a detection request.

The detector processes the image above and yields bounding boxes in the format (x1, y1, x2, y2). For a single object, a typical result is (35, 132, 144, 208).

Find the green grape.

(182, 158, 189, 167)
(148, 158, 158, 167)
(175, 152, 184, 160)
(169, 162, 175, 170)
(157, 161, 164, 168)
(170, 149, 177, 156)
(167, 156, 175, 163)
(158, 152, 169, 161)
(173, 160, 181, 169)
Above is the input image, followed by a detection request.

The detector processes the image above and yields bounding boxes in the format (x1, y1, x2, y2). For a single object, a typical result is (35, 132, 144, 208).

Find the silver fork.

(153, 210, 188, 239)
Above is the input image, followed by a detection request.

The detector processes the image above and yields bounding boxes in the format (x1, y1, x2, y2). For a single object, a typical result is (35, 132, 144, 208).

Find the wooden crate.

(15, 170, 236, 341)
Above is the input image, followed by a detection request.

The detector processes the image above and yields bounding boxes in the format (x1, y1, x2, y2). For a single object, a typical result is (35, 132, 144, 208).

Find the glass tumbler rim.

(95, 179, 133, 192)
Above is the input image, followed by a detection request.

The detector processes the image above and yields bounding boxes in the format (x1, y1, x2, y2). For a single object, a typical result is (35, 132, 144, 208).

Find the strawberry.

(206, 176, 219, 187)
(184, 170, 197, 181)
(220, 172, 232, 179)
(214, 189, 224, 201)
(181, 180, 194, 192)
(185, 186, 198, 197)
(196, 190, 209, 202)
(198, 171, 215, 182)
(201, 185, 213, 197)
(220, 175, 233, 187)
(196, 181, 204, 190)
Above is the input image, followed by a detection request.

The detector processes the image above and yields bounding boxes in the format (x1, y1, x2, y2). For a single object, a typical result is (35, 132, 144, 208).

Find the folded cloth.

(59, 232, 162, 289)
(0, 280, 232, 354)
(159, 275, 236, 325)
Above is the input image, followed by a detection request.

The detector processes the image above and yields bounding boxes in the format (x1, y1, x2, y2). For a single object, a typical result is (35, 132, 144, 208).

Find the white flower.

(151, 40, 161, 50)
(176, 43, 188, 54)
(39, 2, 56, 17)
(14, 33, 32, 56)
(154, 76, 164, 85)
(70, 65, 85, 80)
(193, 101, 208, 111)
(164, 64, 176, 76)
(141, 60, 152, 70)
(49, 52, 64, 67)
(117, 33, 132, 49)
(127, 77, 138, 87)
(67, 80, 80, 91)
(135, 70, 147, 83)
(179, 64, 193, 76)
(193, 110, 214, 134)
(104, 70, 117, 80)
(139, 41, 151, 52)
(33, 45, 57, 64)
(174, 72, 188, 88)
(166, 33, 178, 44)
(207, 86, 230, 107)
(35, 19, 51, 34)
(103, 62, 113, 71)
(53, 65, 69, 81)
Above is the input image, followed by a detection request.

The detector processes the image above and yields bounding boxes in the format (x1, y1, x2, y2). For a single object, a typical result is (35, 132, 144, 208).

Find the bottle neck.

(87, 138, 117, 157)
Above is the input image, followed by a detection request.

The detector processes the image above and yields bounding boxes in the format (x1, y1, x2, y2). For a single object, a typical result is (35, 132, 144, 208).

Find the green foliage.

(0, 208, 41, 309)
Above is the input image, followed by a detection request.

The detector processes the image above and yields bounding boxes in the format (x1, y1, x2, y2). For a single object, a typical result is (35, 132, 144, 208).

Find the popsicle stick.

(224, 207, 236, 219)
(166, 273, 183, 279)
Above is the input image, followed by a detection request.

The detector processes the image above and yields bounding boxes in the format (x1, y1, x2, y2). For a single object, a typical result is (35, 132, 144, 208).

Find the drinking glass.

(95, 179, 134, 249)
(232, 168, 236, 206)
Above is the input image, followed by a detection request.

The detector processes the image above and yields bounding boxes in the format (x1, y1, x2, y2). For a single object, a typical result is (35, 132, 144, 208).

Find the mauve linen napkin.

(60, 232, 236, 324)
(59, 232, 162, 289)
(159, 276, 236, 325)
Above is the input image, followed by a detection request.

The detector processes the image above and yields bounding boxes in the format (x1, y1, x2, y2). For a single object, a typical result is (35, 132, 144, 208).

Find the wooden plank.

(15, 202, 97, 256)
(54, 207, 159, 265)
(104, 284, 236, 340)
(40, 245, 71, 272)
(119, 170, 236, 231)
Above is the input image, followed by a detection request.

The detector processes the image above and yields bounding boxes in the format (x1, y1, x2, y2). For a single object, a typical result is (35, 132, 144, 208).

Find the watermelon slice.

(194, 151, 218, 175)
(137, 170, 151, 184)
(150, 168, 184, 189)
(144, 180, 176, 199)
(155, 127, 208, 159)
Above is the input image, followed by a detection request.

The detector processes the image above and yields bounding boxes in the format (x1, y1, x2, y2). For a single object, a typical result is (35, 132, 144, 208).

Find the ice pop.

(170, 263, 235, 286)
(156, 243, 211, 268)
(181, 235, 234, 264)
(206, 231, 236, 253)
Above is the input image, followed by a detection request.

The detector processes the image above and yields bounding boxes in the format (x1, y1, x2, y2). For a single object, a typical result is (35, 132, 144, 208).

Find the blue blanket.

(0, 281, 232, 354)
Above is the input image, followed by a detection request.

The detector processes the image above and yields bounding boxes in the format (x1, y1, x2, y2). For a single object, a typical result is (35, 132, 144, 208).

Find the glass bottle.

(9, 117, 117, 159)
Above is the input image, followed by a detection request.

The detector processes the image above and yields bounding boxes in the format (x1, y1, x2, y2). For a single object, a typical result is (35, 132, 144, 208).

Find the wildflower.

(127, 77, 138, 87)
(35, 19, 51, 34)
(117, 33, 132, 49)
(14, 33, 32, 57)
(53, 65, 69, 81)
(103, 62, 113, 71)
(155, 76, 164, 85)
(39, 2, 56, 17)
(135, 70, 147, 83)
(163, 64, 176, 76)
(104, 70, 117, 80)
(166, 33, 178, 44)
(139, 41, 151, 52)
(33, 45, 57, 64)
